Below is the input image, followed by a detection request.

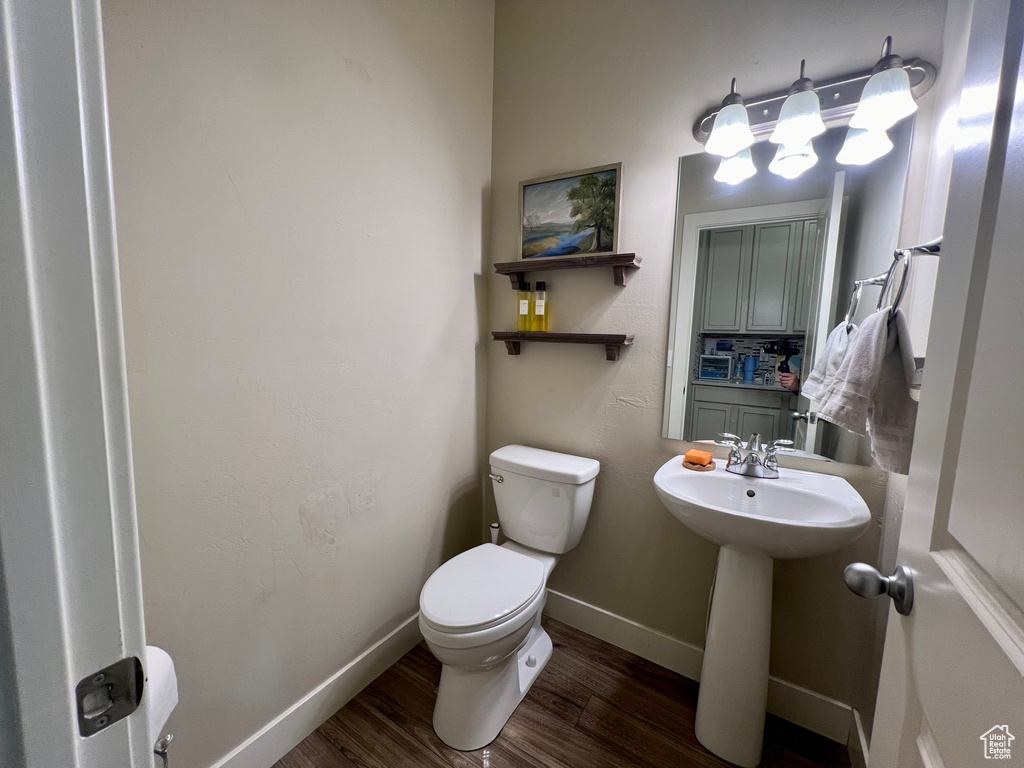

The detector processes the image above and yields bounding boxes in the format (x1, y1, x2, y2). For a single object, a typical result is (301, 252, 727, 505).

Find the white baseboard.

(544, 589, 852, 744)
(848, 707, 869, 768)
(209, 614, 422, 768)
(544, 588, 705, 679)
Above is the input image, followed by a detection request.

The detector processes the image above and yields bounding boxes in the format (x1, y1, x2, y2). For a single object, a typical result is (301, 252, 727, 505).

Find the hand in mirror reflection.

(779, 372, 801, 393)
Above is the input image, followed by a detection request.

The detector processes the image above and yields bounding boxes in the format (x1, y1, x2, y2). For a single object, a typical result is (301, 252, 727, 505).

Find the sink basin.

(653, 455, 870, 767)
(653, 456, 870, 558)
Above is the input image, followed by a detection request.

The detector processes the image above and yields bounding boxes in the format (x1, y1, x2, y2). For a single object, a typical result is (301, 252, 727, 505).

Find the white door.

(795, 172, 845, 452)
(0, 1, 151, 766)
(867, 1, 1024, 765)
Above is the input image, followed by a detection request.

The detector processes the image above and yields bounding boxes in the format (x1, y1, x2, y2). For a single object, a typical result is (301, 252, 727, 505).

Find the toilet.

(418, 444, 600, 751)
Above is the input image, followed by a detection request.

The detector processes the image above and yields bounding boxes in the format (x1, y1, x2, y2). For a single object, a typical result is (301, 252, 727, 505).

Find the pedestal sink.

(653, 456, 870, 767)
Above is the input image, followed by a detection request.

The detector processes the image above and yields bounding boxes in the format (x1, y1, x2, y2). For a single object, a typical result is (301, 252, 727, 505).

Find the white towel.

(817, 309, 918, 473)
(801, 322, 857, 401)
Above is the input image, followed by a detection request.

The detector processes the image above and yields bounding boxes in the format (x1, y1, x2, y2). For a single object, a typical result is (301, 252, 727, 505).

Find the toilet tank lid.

(489, 445, 600, 485)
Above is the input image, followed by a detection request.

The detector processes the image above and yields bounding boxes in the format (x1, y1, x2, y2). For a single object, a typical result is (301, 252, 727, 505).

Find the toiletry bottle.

(517, 282, 531, 331)
(530, 281, 548, 332)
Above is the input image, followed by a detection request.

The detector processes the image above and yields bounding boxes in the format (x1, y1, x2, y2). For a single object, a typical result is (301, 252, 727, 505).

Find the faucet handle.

(715, 433, 744, 466)
(764, 440, 795, 468)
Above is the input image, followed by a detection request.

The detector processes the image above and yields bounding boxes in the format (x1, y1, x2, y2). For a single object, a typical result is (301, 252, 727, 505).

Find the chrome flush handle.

(488, 473, 504, 484)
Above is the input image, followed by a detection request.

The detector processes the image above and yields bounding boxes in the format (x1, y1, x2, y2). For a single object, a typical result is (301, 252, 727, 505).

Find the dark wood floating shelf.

(494, 253, 642, 288)
(492, 331, 634, 362)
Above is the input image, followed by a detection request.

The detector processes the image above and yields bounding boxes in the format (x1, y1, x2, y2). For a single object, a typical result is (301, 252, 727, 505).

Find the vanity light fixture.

(694, 38, 934, 184)
(714, 147, 757, 185)
(704, 79, 755, 157)
(836, 126, 894, 165)
(769, 60, 826, 147)
(769, 140, 818, 179)
(850, 37, 918, 132)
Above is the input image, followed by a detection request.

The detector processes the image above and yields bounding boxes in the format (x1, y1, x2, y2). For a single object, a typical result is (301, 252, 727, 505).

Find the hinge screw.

(93, 674, 105, 684)
(95, 716, 109, 728)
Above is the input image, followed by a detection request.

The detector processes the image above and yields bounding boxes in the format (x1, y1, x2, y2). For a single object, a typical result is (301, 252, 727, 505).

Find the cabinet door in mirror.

(700, 227, 750, 332)
(747, 222, 800, 332)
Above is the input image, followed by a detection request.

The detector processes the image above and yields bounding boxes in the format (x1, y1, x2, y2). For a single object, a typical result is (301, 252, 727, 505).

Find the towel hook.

(876, 249, 913, 319)
(845, 238, 939, 330)
(844, 284, 863, 332)
(845, 272, 888, 332)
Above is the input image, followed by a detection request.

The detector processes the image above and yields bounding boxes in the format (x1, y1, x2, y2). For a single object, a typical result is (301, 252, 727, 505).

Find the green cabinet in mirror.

(747, 222, 800, 332)
(700, 227, 749, 332)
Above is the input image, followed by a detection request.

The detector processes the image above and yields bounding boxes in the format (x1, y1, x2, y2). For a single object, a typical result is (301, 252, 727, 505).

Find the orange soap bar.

(683, 449, 713, 466)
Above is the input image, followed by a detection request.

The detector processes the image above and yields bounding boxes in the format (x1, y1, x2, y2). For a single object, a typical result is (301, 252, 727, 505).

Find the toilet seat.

(420, 544, 544, 633)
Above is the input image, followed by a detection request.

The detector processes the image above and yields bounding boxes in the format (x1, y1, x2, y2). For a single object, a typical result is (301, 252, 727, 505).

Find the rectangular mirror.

(662, 123, 915, 465)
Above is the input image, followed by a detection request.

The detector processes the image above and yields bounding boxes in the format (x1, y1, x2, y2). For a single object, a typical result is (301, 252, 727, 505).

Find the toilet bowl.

(418, 445, 599, 751)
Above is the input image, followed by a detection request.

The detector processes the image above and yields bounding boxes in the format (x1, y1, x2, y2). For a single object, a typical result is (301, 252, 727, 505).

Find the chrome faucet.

(715, 433, 794, 479)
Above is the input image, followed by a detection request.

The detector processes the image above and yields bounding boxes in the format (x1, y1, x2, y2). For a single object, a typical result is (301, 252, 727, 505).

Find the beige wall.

(488, 0, 946, 728)
(103, 1, 493, 765)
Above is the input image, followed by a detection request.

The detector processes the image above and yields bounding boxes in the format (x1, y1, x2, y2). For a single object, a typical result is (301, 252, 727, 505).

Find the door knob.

(790, 410, 818, 424)
(844, 563, 914, 615)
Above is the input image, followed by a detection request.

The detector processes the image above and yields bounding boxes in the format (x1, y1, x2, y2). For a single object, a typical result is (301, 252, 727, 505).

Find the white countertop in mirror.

(692, 378, 795, 392)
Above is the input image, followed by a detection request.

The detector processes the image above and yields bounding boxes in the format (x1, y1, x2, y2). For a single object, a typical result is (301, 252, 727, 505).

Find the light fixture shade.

(714, 148, 757, 185)
(770, 90, 826, 145)
(850, 66, 917, 131)
(768, 141, 818, 179)
(705, 102, 755, 157)
(836, 126, 894, 165)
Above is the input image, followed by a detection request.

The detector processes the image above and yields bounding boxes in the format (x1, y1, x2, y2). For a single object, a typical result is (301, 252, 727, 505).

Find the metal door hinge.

(75, 656, 144, 737)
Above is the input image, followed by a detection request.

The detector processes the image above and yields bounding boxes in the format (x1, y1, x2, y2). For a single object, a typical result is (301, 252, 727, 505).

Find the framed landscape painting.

(518, 163, 621, 260)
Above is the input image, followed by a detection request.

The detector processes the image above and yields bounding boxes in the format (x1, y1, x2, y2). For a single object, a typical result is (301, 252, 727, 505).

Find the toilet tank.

(489, 445, 600, 554)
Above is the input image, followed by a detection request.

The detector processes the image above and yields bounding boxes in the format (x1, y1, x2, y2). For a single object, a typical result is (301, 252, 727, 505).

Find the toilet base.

(432, 622, 553, 751)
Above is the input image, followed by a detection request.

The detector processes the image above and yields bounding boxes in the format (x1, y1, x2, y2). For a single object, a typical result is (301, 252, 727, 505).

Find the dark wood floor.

(275, 618, 851, 768)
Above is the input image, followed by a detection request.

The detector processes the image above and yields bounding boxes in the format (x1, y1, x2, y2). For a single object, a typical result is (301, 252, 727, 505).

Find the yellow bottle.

(516, 282, 531, 331)
(530, 281, 548, 332)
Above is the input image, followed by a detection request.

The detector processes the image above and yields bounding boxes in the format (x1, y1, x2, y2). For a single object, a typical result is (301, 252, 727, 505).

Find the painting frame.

(517, 162, 622, 261)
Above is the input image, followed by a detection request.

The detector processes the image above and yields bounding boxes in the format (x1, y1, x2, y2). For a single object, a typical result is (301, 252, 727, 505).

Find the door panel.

(690, 385, 786, 409)
(747, 222, 798, 331)
(0, 0, 149, 765)
(946, 211, 1024, 605)
(702, 227, 749, 332)
(792, 220, 818, 334)
(690, 401, 732, 441)
(869, 2, 1024, 765)
(736, 405, 781, 442)
(796, 174, 845, 454)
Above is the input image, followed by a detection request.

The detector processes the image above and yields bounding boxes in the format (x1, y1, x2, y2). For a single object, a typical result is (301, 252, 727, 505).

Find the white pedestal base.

(695, 545, 773, 768)
(433, 623, 553, 751)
